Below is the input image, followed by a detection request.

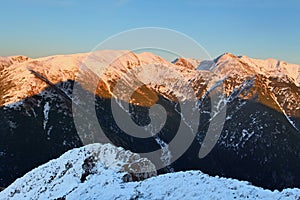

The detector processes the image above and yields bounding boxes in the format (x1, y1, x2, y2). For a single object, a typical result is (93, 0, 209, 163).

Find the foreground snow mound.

(1, 144, 300, 200)
(0, 143, 156, 200)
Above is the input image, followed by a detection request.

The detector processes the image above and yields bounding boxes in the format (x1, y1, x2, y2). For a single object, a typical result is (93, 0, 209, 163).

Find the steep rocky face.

(0, 51, 299, 190)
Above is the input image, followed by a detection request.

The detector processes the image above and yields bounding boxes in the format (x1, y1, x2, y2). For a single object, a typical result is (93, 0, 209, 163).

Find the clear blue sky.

(1, 0, 300, 63)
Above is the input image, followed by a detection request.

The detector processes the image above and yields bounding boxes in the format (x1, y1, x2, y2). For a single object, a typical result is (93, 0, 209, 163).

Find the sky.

(0, 0, 300, 63)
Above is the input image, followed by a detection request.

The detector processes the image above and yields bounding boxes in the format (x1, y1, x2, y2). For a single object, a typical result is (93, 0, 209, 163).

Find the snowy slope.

(174, 52, 300, 87)
(0, 50, 175, 107)
(239, 55, 300, 86)
(0, 143, 299, 200)
(1, 51, 299, 110)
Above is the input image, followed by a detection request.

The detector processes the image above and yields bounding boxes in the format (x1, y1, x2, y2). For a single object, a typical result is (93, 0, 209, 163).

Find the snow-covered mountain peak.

(214, 52, 239, 63)
(1, 144, 299, 200)
(0, 143, 157, 199)
(172, 57, 202, 69)
(238, 55, 300, 86)
(211, 52, 300, 85)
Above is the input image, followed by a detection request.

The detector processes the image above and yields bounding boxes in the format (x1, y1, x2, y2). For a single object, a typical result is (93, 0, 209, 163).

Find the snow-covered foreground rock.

(0, 143, 156, 200)
(1, 144, 299, 200)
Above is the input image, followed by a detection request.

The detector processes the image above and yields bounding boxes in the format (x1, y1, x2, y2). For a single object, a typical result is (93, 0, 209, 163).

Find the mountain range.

(0, 51, 299, 190)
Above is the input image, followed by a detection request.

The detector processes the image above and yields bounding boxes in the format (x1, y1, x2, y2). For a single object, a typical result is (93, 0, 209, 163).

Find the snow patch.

(43, 102, 50, 130)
